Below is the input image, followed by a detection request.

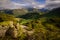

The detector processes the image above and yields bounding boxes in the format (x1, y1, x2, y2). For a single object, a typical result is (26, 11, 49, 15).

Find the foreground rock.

(0, 25, 8, 37)
(6, 27, 18, 38)
(0, 21, 34, 38)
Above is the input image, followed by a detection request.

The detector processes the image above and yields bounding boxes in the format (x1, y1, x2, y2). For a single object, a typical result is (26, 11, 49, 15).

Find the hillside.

(18, 12, 40, 19)
(40, 7, 60, 18)
(0, 13, 15, 22)
(0, 8, 60, 40)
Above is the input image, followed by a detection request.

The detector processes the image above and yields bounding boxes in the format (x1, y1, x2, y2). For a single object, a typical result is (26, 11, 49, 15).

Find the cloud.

(0, 0, 46, 9)
(1, 0, 60, 9)
(0, 0, 11, 9)
(46, 0, 60, 9)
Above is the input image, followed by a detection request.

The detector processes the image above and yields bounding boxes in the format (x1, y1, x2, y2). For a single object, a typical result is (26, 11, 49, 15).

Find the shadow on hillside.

(17, 12, 40, 19)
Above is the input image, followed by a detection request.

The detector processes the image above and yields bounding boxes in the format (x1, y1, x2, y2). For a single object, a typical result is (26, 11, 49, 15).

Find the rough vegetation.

(0, 8, 60, 40)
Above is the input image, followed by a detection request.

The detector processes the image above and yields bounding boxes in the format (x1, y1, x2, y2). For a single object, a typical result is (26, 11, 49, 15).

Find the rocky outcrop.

(6, 27, 18, 38)
(0, 25, 9, 37)
(5, 21, 18, 38)
(0, 21, 34, 38)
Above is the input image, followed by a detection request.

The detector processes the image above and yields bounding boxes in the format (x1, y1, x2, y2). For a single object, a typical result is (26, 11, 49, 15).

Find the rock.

(20, 25, 27, 29)
(0, 25, 8, 37)
(6, 27, 18, 38)
(27, 30, 34, 36)
(0, 29, 7, 37)
(11, 27, 18, 38)
(14, 23, 20, 29)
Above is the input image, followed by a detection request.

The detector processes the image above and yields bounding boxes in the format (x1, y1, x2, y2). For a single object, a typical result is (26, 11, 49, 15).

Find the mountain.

(18, 12, 40, 19)
(0, 8, 48, 17)
(0, 9, 28, 16)
(38, 8, 49, 12)
(40, 7, 60, 18)
(26, 8, 49, 12)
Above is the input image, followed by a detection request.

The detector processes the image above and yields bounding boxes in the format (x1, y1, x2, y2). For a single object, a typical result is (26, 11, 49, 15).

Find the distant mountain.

(27, 8, 34, 11)
(0, 7, 49, 18)
(0, 9, 28, 16)
(26, 8, 48, 12)
(41, 7, 60, 18)
(38, 8, 49, 12)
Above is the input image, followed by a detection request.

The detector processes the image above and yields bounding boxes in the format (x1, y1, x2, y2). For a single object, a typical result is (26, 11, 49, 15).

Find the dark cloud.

(46, 0, 60, 9)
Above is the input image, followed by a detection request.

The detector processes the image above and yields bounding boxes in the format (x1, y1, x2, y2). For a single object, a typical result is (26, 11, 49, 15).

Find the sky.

(0, 0, 60, 9)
